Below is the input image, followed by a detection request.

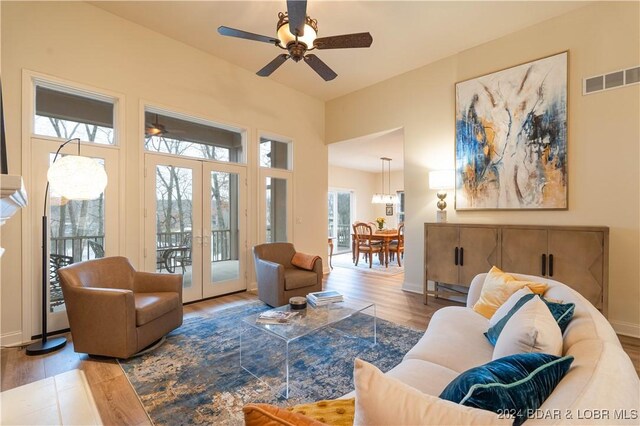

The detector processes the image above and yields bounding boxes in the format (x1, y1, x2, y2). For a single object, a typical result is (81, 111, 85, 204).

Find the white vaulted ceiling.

(91, 1, 588, 101)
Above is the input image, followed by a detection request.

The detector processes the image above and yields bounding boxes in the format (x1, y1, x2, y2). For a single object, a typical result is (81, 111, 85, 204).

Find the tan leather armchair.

(58, 256, 183, 359)
(253, 243, 323, 307)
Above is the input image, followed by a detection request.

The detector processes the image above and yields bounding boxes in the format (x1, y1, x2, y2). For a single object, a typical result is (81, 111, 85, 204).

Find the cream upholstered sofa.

(347, 272, 639, 424)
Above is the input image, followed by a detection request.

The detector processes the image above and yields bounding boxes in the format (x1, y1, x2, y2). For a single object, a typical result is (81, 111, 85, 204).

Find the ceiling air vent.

(583, 65, 640, 95)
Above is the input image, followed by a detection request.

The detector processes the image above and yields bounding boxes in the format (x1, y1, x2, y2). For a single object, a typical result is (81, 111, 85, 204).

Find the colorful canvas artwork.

(455, 52, 568, 210)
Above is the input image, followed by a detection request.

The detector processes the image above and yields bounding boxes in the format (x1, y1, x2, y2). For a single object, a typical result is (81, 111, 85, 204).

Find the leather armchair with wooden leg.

(58, 256, 183, 359)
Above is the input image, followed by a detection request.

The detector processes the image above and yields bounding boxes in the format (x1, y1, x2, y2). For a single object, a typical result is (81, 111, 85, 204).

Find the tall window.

(397, 190, 405, 224)
(260, 138, 291, 170)
(34, 84, 115, 144)
(144, 109, 245, 163)
(260, 135, 292, 243)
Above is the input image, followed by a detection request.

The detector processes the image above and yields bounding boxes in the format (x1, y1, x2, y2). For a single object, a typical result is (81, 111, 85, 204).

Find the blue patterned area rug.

(119, 301, 422, 425)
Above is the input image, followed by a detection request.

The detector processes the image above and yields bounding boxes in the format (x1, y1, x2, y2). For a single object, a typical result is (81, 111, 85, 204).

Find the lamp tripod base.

(436, 210, 448, 223)
(26, 336, 67, 356)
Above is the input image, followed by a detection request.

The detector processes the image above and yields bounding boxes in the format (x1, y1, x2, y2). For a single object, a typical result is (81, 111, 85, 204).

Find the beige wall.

(327, 2, 640, 335)
(0, 2, 327, 344)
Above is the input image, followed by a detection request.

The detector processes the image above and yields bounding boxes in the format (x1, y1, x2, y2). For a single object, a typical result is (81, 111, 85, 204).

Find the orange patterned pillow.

(243, 403, 326, 426)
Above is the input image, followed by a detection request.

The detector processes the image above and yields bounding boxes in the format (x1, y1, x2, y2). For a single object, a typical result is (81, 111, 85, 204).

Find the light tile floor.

(0, 369, 102, 425)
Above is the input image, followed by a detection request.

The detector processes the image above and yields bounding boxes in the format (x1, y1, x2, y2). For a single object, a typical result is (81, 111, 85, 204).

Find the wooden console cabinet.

(425, 223, 609, 316)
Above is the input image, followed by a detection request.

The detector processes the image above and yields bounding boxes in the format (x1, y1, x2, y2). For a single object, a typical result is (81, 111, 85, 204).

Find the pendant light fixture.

(372, 157, 398, 204)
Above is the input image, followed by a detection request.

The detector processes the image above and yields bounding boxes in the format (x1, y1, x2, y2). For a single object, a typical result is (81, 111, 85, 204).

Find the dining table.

(351, 229, 399, 268)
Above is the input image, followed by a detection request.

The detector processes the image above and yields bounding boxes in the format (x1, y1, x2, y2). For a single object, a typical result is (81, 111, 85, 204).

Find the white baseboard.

(402, 281, 423, 294)
(1, 330, 24, 347)
(610, 320, 640, 338)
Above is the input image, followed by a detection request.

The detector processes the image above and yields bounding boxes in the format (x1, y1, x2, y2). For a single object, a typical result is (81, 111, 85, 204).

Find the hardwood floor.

(1, 267, 638, 424)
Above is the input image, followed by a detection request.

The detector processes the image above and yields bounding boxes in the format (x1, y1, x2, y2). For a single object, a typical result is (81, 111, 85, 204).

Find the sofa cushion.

(134, 292, 180, 326)
(403, 307, 494, 372)
(440, 353, 574, 426)
(353, 358, 510, 426)
(284, 269, 317, 291)
(386, 358, 460, 396)
(529, 340, 640, 425)
(473, 266, 548, 319)
(493, 296, 563, 359)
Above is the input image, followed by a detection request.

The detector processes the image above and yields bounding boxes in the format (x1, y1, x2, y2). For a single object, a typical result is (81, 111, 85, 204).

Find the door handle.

(549, 254, 554, 277)
(541, 254, 546, 276)
(454, 247, 459, 265)
(194, 235, 203, 246)
(203, 235, 210, 246)
(459, 247, 464, 266)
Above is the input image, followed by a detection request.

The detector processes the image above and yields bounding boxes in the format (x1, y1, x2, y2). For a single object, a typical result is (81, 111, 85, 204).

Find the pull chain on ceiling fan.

(217, 0, 373, 81)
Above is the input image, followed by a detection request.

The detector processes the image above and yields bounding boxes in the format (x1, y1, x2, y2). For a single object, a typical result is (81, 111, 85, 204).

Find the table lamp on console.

(429, 170, 454, 223)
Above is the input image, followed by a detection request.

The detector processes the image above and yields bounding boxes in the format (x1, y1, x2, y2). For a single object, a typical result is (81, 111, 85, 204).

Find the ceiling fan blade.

(286, 0, 307, 36)
(314, 32, 373, 50)
(217, 26, 278, 45)
(257, 54, 290, 77)
(304, 54, 337, 81)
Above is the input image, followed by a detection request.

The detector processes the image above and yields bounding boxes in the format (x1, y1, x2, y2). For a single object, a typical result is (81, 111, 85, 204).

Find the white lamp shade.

(429, 170, 455, 190)
(372, 193, 398, 204)
(277, 22, 317, 48)
(47, 155, 108, 200)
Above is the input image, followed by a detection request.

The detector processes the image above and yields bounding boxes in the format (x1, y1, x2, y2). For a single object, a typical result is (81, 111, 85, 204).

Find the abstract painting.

(455, 52, 568, 210)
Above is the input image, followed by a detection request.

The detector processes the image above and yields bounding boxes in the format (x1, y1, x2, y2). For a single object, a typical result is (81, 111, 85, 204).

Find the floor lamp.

(26, 138, 107, 355)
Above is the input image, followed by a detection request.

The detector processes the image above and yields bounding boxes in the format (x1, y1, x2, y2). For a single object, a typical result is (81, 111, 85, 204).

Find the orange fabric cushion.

(243, 403, 326, 426)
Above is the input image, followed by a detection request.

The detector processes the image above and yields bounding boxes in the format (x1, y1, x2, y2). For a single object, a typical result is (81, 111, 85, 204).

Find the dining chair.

(353, 222, 383, 268)
(389, 222, 405, 266)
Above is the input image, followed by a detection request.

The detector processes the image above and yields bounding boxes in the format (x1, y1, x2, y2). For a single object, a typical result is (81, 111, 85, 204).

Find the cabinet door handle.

(454, 247, 459, 265)
(549, 254, 554, 277)
(460, 247, 464, 266)
(541, 254, 546, 276)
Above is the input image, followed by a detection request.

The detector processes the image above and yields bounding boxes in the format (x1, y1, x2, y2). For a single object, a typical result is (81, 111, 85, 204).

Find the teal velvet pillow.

(543, 298, 575, 335)
(439, 353, 574, 426)
(485, 295, 575, 345)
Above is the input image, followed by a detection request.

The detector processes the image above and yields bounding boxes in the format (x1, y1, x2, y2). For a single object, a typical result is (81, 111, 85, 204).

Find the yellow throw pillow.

(243, 403, 326, 426)
(288, 398, 354, 426)
(473, 266, 547, 319)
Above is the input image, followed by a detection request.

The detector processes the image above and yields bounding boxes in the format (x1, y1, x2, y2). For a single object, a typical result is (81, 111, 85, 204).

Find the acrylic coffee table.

(240, 301, 376, 398)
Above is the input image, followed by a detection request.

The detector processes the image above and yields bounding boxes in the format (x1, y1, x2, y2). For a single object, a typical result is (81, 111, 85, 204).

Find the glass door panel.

(32, 138, 119, 333)
(48, 156, 106, 314)
(336, 192, 352, 253)
(203, 164, 246, 297)
(145, 155, 202, 303)
(265, 177, 288, 242)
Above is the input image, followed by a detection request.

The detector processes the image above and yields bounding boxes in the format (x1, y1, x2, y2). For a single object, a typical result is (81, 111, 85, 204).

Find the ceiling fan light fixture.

(276, 12, 317, 48)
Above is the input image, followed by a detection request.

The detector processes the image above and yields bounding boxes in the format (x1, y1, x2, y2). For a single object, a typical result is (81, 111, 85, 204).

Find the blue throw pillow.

(440, 353, 574, 426)
(543, 298, 575, 334)
(485, 295, 575, 345)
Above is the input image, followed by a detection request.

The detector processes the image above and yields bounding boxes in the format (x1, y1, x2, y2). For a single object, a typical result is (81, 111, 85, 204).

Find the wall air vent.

(583, 65, 640, 95)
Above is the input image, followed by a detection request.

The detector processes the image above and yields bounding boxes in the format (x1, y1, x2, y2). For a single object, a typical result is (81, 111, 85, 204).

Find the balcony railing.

(49, 230, 236, 308)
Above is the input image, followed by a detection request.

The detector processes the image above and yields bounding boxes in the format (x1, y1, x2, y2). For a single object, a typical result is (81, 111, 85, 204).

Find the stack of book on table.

(306, 290, 344, 307)
(256, 310, 298, 325)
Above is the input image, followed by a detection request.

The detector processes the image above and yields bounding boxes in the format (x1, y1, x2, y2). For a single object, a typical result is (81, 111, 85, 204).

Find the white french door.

(31, 137, 120, 333)
(144, 154, 247, 303)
